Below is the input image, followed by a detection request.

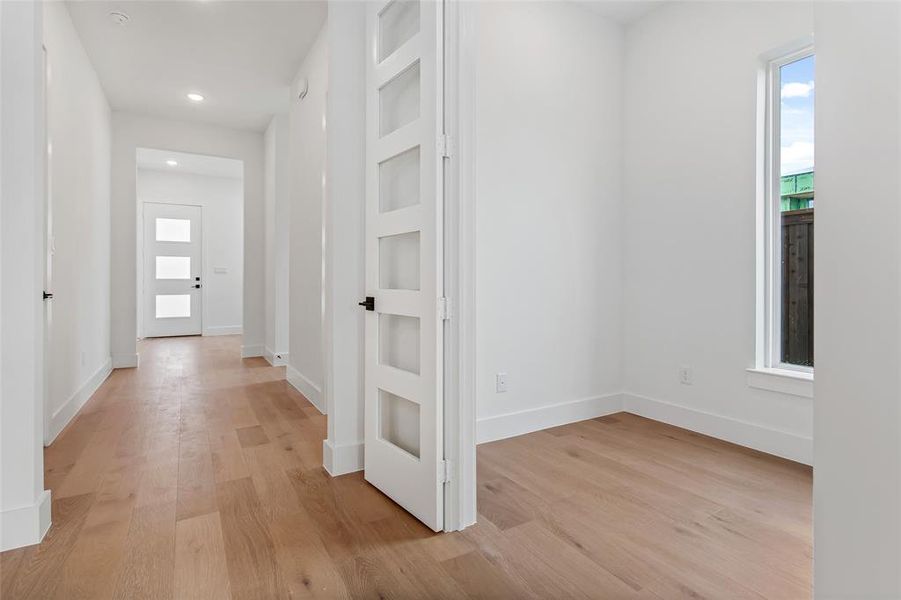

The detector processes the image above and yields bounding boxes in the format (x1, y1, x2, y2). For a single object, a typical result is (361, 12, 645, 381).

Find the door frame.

(41, 43, 53, 445)
(318, 0, 477, 532)
(441, 0, 477, 532)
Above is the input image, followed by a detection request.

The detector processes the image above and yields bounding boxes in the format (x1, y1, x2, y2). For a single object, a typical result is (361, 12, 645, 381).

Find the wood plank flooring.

(0, 335, 812, 599)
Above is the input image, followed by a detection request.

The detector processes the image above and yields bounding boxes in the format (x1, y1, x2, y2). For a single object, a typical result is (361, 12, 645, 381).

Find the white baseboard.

(203, 325, 243, 337)
(112, 353, 138, 369)
(477, 392, 624, 444)
(240, 344, 264, 359)
(622, 392, 812, 465)
(476, 389, 811, 465)
(286, 365, 324, 414)
(323, 439, 363, 476)
(264, 347, 288, 367)
(0, 490, 51, 552)
(45, 357, 112, 445)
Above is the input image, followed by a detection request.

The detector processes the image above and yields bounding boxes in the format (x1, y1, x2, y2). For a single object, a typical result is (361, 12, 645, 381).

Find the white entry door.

(143, 203, 203, 337)
(363, 0, 445, 531)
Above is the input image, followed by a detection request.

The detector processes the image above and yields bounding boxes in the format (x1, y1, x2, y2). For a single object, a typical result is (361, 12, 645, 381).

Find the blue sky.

(780, 55, 815, 175)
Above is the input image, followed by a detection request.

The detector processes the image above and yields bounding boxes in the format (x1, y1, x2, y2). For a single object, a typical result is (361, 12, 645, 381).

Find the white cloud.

(782, 81, 815, 99)
(781, 141, 815, 174)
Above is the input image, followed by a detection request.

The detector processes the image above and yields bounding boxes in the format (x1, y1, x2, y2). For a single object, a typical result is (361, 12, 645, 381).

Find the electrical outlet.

(679, 366, 693, 385)
(495, 372, 508, 393)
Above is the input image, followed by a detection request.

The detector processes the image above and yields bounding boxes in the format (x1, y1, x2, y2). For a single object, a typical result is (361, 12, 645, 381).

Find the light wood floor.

(0, 335, 812, 599)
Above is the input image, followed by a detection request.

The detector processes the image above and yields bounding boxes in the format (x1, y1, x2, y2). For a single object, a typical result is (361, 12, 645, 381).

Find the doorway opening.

(136, 148, 244, 343)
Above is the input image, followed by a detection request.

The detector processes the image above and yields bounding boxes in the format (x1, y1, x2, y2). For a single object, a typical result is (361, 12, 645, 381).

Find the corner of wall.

(615, 0, 815, 468)
(0, 490, 51, 552)
(240, 344, 264, 359)
(622, 392, 812, 465)
(112, 353, 139, 369)
(477, 393, 624, 445)
(263, 347, 288, 367)
(322, 438, 363, 476)
(45, 357, 113, 445)
(286, 364, 324, 414)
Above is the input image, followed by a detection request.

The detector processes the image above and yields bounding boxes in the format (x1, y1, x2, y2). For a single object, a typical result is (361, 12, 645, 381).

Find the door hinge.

(438, 134, 455, 158)
(441, 459, 452, 484)
(437, 297, 450, 321)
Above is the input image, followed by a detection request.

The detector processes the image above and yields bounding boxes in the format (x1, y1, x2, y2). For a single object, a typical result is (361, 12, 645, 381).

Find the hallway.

(1, 336, 812, 599)
(2, 1, 900, 595)
(1, 335, 425, 598)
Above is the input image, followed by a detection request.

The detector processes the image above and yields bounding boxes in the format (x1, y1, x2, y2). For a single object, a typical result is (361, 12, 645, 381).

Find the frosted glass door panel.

(379, 231, 420, 290)
(155, 218, 191, 242)
(155, 256, 191, 280)
(379, 314, 420, 374)
(380, 146, 420, 213)
(379, 389, 421, 458)
(380, 62, 420, 137)
(155, 294, 191, 319)
(379, 0, 419, 62)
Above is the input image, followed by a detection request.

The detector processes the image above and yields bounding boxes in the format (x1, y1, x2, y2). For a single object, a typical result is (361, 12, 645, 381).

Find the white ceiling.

(137, 147, 244, 179)
(66, 0, 327, 132)
(577, 0, 664, 24)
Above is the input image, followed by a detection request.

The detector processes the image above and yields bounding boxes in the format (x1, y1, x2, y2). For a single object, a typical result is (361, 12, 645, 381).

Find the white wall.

(111, 114, 264, 365)
(813, 1, 901, 596)
(283, 8, 367, 476)
(263, 114, 290, 365)
(42, 2, 112, 444)
(0, 0, 51, 551)
(286, 25, 328, 410)
(136, 168, 244, 337)
(475, 1, 624, 442)
(322, 2, 366, 475)
(622, 2, 815, 464)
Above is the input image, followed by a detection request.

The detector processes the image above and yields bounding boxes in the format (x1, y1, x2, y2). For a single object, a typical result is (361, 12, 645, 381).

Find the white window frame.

(751, 40, 815, 396)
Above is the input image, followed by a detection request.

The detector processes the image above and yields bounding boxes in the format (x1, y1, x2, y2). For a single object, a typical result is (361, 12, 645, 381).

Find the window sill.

(746, 367, 813, 398)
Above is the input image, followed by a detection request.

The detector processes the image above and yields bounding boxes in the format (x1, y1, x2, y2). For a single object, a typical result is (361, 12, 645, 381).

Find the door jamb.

(442, 0, 477, 531)
(41, 43, 53, 445)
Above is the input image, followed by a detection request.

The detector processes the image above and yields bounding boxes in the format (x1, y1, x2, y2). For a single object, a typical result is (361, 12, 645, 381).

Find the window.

(762, 48, 815, 372)
(155, 218, 191, 242)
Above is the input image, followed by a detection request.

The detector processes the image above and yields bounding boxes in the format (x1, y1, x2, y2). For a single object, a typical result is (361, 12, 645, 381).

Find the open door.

(363, 0, 445, 531)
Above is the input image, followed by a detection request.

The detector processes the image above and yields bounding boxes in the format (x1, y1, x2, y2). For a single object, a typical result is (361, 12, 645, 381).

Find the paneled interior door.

(363, 0, 445, 531)
(143, 202, 202, 337)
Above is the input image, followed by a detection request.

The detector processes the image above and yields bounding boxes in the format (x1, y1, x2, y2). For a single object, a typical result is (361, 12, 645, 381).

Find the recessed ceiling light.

(186, 93, 205, 102)
(166, 160, 178, 167)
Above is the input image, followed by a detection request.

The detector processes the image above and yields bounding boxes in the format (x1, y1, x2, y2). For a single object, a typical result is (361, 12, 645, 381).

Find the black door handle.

(358, 296, 375, 311)
(43, 291, 53, 300)
(193, 284, 201, 289)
